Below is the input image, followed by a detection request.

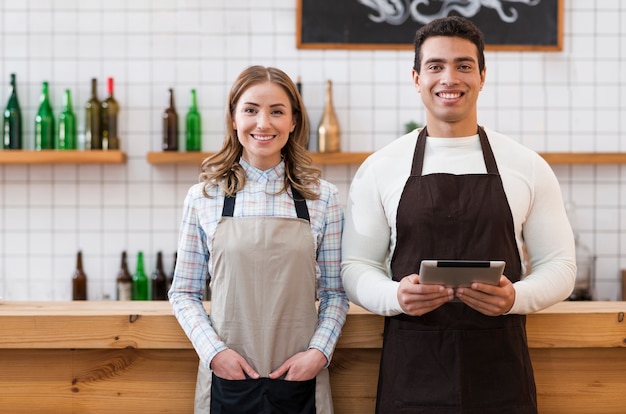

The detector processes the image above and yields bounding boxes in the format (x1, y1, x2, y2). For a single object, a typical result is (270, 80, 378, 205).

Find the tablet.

(418, 260, 505, 287)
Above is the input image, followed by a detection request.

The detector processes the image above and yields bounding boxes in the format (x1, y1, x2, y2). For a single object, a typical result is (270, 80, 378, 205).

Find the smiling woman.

(168, 65, 349, 413)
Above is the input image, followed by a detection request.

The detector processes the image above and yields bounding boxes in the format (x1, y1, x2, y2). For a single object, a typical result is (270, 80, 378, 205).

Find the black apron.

(376, 127, 537, 413)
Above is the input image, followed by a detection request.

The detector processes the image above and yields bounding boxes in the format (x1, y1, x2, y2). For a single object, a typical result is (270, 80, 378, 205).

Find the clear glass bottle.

(56, 89, 77, 150)
(3, 73, 22, 149)
(185, 89, 201, 151)
(132, 251, 149, 301)
(116, 251, 133, 301)
(162, 88, 178, 151)
(34, 81, 55, 150)
(101, 77, 120, 150)
(85, 78, 102, 150)
(565, 202, 595, 300)
(317, 80, 340, 153)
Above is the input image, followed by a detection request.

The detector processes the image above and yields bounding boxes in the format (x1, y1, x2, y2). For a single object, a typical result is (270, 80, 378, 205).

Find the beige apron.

(194, 192, 333, 413)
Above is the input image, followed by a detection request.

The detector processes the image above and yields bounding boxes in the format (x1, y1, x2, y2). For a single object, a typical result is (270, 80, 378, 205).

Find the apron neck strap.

(411, 126, 499, 176)
(221, 184, 310, 221)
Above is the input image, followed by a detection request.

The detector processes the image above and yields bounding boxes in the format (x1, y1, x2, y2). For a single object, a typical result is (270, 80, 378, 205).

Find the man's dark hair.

(413, 16, 485, 74)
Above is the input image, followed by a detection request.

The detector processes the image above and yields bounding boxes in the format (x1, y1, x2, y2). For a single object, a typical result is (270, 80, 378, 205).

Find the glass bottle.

(132, 251, 149, 301)
(185, 89, 201, 151)
(85, 78, 102, 150)
(116, 251, 133, 301)
(34, 81, 55, 150)
(101, 77, 120, 150)
(3, 73, 22, 149)
(317, 79, 340, 153)
(151, 251, 168, 300)
(162, 88, 178, 151)
(72, 250, 87, 300)
(56, 89, 77, 150)
(166, 252, 177, 293)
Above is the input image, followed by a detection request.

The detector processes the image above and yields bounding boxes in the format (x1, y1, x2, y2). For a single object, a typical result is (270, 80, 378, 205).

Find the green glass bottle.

(101, 77, 120, 150)
(132, 251, 149, 301)
(85, 78, 102, 150)
(34, 81, 55, 150)
(56, 89, 77, 150)
(3, 73, 22, 149)
(185, 89, 201, 151)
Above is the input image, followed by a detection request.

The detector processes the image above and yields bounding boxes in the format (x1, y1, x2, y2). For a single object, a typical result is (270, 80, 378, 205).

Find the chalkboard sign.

(297, 0, 563, 51)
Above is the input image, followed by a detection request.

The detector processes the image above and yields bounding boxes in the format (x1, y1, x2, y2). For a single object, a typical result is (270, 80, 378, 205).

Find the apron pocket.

(211, 373, 315, 414)
(391, 328, 460, 409)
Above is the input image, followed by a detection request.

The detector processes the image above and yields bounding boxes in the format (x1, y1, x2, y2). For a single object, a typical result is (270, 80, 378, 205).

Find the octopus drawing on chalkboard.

(358, 0, 542, 25)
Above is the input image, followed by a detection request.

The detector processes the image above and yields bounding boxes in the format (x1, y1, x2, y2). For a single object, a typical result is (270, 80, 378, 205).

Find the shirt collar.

(239, 157, 285, 182)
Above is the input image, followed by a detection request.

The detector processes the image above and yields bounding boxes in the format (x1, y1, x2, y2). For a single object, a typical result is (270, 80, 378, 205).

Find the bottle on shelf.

(72, 250, 87, 300)
(185, 89, 201, 152)
(151, 251, 168, 300)
(34, 81, 55, 150)
(2, 73, 22, 149)
(116, 251, 133, 301)
(162, 88, 178, 151)
(101, 77, 120, 150)
(317, 79, 341, 153)
(85, 78, 102, 150)
(132, 251, 149, 301)
(56, 89, 77, 150)
(166, 252, 176, 293)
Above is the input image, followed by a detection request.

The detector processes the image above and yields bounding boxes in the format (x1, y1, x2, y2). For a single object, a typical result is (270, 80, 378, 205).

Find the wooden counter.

(1, 301, 625, 413)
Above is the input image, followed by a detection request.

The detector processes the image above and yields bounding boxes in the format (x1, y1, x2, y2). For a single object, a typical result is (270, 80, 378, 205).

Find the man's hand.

(397, 274, 454, 316)
(455, 275, 515, 316)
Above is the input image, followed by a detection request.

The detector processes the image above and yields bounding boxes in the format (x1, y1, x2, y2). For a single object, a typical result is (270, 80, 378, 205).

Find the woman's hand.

(210, 349, 260, 380)
(268, 348, 327, 381)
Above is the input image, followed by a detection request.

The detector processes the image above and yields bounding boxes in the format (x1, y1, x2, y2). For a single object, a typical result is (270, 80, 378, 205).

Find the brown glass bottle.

(116, 251, 133, 301)
(162, 88, 178, 151)
(85, 78, 102, 150)
(151, 251, 168, 300)
(72, 251, 87, 300)
(101, 77, 120, 150)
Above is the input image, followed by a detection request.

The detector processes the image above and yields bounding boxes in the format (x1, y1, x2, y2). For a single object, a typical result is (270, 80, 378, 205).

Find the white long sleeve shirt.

(341, 127, 576, 316)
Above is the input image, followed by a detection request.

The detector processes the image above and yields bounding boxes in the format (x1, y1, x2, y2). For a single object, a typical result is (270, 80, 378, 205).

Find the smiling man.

(341, 16, 576, 414)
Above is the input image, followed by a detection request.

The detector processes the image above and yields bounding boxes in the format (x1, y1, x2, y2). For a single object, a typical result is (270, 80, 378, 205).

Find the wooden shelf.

(538, 152, 626, 164)
(147, 151, 626, 166)
(147, 151, 372, 165)
(0, 150, 126, 164)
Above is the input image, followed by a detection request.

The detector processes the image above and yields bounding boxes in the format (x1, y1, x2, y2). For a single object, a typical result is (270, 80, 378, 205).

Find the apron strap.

(412, 125, 499, 176)
(222, 195, 236, 217)
(221, 185, 310, 222)
(290, 186, 310, 222)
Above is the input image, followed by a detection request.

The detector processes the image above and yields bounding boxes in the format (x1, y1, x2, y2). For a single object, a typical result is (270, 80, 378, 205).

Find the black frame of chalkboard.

(296, 0, 563, 51)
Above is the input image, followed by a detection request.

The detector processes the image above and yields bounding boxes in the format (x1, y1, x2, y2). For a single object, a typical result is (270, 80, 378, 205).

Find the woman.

(169, 65, 348, 414)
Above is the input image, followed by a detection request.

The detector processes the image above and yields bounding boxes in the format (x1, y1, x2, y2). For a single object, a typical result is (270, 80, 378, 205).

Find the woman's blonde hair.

(199, 65, 321, 200)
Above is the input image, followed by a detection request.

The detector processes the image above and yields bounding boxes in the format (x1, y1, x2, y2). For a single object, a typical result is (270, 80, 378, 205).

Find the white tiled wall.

(0, 0, 624, 301)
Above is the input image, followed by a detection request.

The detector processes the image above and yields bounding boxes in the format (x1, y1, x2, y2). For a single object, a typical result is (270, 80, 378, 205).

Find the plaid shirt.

(169, 158, 348, 368)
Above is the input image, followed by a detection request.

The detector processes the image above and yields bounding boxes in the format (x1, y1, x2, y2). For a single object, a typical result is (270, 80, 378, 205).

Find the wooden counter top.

(1, 300, 624, 350)
(1, 301, 625, 413)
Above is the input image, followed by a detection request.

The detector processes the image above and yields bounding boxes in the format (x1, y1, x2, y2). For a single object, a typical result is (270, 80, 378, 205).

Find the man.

(341, 16, 576, 414)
